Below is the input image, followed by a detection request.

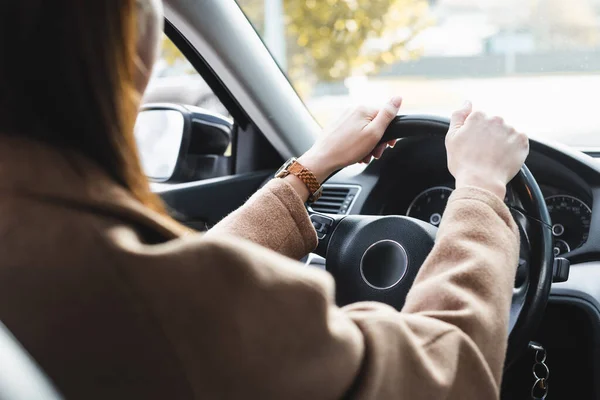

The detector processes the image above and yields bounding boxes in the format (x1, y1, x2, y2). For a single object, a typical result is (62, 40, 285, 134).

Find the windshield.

(237, 0, 600, 147)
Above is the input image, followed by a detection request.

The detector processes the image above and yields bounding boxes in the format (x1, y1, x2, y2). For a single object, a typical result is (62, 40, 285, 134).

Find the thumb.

(368, 96, 403, 135)
(449, 100, 473, 130)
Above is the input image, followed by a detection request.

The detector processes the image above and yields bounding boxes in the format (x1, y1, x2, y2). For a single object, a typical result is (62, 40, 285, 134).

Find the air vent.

(309, 185, 360, 215)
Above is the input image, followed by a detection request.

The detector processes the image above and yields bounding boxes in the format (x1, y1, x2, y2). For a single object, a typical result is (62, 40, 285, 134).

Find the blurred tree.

(238, 0, 430, 94)
(161, 34, 185, 65)
(158, 2, 430, 96)
(160, 35, 198, 75)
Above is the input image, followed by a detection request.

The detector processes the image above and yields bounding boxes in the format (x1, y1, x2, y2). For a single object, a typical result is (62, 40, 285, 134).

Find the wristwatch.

(275, 157, 323, 203)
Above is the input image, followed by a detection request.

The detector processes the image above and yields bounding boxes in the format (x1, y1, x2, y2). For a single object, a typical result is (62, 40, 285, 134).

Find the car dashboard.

(316, 135, 600, 398)
(321, 136, 597, 262)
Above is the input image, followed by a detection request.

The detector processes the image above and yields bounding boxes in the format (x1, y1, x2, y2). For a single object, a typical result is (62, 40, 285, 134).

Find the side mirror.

(134, 104, 191, 182)
(135, 103, 232, 182)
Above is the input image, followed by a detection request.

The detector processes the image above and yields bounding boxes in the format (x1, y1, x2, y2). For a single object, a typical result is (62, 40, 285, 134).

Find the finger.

(464, 110, 485, 124)
(387, 139, 397, 148)
(368, 96, 402, 135)
(361, 155, 372, 164)
(449, 100, 473, 129)
(371, 143, 387, 159)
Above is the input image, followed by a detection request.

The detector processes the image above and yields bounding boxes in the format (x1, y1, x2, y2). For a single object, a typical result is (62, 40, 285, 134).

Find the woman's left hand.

(298, 97, 402, 183)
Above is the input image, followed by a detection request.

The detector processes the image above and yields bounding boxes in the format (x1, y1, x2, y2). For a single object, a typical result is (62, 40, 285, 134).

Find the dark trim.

(548, 295, 600, 399)
(582, 150, 600, 158)
(163, 19, 250, 129)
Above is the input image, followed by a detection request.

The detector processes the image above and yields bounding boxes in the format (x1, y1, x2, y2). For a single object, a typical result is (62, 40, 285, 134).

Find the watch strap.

(287, 161, 321, 197)
(275, 158, 323, 202)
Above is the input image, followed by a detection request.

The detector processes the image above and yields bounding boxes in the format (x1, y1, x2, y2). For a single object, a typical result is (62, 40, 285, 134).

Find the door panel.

(156, 171, 273, 230)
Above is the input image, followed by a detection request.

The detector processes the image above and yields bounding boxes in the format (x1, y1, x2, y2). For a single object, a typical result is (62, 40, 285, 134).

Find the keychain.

(529, 341, 550, 399)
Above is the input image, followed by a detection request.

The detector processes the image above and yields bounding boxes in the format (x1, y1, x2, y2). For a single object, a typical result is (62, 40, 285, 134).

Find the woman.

(0, 1, 528, 399)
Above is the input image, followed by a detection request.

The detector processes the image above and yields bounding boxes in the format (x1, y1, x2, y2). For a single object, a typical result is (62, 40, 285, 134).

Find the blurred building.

(418, 0, 600, 57)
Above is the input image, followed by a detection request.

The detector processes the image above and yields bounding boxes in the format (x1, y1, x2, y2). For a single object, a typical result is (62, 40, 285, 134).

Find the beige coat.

(0, 136, 519, 399)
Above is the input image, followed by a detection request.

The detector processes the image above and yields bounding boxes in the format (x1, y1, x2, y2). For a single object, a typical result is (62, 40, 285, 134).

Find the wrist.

(455, 175, 506, 199)
(283, 174, 310, 201)
(297, 152, 336, 184)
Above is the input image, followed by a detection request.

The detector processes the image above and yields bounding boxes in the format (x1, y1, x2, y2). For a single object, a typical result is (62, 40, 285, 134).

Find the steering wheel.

(309, 115, 554, 366)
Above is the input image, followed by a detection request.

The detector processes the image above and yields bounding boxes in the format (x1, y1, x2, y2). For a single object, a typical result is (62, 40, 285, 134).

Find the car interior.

(4, 0, 600, 399)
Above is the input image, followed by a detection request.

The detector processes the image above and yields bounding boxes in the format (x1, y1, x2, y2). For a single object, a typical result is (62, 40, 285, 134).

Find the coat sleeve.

(341, 186, 520, 398)
(205, 178, 318, 260)
(112, 186, 519, 400)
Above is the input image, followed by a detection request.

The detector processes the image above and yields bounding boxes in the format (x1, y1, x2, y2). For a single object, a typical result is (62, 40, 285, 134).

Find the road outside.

(307, 74, 600, 148)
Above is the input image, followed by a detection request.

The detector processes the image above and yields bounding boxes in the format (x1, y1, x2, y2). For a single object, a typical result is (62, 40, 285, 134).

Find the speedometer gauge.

(407, 186, 453, 226)
(545, 195, 592, 256)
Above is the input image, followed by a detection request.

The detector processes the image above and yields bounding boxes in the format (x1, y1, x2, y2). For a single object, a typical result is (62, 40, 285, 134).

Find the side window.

(143, 34, 229, 118)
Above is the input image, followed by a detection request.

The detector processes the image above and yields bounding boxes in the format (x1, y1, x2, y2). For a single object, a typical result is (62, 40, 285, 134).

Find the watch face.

(275, 157, 296, 178)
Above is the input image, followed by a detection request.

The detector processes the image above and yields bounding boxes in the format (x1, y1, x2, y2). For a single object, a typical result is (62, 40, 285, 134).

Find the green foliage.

(238, 0, 430, 84)
(160, 34, 198, 75)
(159, 1, 431, 97)
(161, 34, 184, 65)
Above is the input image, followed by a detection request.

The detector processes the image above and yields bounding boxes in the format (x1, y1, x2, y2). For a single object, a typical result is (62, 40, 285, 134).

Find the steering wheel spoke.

(308, 211, 345, 258)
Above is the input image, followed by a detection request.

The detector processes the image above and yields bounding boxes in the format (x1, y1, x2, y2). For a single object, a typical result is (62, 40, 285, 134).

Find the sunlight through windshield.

(236, 0, 600, 147)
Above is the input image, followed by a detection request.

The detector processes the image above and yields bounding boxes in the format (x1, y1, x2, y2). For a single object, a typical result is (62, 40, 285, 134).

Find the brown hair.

(0, 1, 166, 214)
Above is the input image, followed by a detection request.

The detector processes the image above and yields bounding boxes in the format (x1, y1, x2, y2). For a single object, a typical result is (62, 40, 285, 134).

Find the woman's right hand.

(446, 101, 529, 199)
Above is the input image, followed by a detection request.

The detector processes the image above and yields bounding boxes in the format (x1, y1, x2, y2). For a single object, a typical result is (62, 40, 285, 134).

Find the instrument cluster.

(405, 186, 592, 256)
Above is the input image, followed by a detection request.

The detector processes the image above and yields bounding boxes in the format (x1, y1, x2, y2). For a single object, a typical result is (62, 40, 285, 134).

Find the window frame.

(162, 20, 284, 176)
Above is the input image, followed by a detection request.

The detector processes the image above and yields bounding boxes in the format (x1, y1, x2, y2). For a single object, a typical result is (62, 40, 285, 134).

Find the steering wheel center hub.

(327, 215, 437, 309)
(360, 240, 408, 290)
